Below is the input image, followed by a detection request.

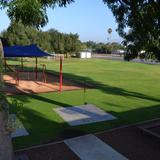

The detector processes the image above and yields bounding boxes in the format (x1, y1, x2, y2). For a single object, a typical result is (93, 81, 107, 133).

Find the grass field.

(7, 58, 160, 150)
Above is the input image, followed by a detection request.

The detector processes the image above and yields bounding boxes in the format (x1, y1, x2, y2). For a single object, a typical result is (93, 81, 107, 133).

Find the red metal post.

(59, 57, 63, 92)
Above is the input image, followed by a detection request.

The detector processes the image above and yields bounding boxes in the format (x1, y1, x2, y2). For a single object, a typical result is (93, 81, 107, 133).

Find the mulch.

(14, 143, 79, 160)
(96, 122, 160, 160)
(14, 119, 160, 160)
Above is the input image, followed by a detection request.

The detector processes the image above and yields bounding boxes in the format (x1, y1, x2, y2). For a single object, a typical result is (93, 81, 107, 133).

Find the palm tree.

(107, 28, 112, 41)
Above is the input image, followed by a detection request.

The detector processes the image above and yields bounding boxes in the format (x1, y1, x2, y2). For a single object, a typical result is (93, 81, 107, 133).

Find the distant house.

(111, 49, 125, 56)
(76, 49, 92, 59)
(47, 53, 64, 60)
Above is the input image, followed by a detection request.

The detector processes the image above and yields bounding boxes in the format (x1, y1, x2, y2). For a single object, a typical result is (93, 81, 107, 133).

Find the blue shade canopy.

(4, 44, 50, 57)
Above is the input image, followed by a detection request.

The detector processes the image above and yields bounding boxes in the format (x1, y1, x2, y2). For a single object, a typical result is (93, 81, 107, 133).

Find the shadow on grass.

(28, 94, 73, 107)
(9, 92, 73, 107)
(47, 69, 160, 103)
(11, 104, 74, 150)
(72, 104, 160, 134)
(11, 106, 90, 149)
(4, 65, 160, 103)
(5, 65, 160, 150)
(10, 95, 160, 150)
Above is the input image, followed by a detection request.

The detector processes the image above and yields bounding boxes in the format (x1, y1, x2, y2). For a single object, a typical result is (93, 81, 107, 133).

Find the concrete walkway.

(64, 134, 128, 160)
(0, 111, 13, 160)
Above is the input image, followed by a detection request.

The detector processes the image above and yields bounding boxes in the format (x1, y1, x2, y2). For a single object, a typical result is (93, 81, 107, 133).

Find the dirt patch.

(15, 142, 79, 160)
(14, 120, 160, 160)
(139, 120, 160, 139)
(2, 72, 84, 95)
(96, 120, 160, 160)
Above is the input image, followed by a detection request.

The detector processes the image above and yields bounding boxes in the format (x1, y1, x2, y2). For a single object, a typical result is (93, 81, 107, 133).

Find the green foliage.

(0, 91, 9, 112)
(103, 0, 160, 61)
(83, 41, 124, 54)
(0, 0, 74, 28)
(8, 59, 160, 149)
(0, 39, 4, 94)
(2, 22, 32, 46)
(1, 22, 81, 55)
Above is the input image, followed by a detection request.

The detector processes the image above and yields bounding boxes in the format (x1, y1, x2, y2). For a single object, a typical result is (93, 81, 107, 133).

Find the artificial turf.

(7, 58, 160, 149)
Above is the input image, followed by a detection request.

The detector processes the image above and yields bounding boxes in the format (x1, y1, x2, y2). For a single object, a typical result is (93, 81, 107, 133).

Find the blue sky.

(0, 0, 122, 43)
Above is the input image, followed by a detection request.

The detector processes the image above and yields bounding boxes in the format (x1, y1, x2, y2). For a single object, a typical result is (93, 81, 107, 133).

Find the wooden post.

(0, 39, 13, 160)
(4, 58, 6, 72)
(35, 57, 38, 80)
(0, 39, 4, 86)
(21, 57, 23, 71)
(59, 57, 63, 92)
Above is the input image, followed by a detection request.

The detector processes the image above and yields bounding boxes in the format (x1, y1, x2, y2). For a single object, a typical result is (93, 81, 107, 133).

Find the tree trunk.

(0, 111, 13, 160)
(0, 39, 13, 160)
(0, 39, 4, 85)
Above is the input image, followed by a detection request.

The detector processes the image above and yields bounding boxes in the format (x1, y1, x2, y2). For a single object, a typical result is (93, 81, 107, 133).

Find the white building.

(77, 49, 92, 58)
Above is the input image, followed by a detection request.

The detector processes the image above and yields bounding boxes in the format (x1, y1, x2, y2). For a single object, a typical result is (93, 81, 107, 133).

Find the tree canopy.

(103, 0, 160, 61)
(0, 0, 74, 28)
(1, 0, 159, 60)
(83, 41, 124, 54)
(1, 22, 81, 55)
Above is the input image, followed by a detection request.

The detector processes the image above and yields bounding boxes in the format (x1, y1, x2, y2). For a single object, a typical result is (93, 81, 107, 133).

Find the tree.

(2, 22, 31, 45)
(0, 0, 74, 28)
(1, 22, 82, 55)
(107, 28, 112, 41)
(103, 0, 160, 61)
(83, 41, 124, 54)
(0, 1, 75, 159)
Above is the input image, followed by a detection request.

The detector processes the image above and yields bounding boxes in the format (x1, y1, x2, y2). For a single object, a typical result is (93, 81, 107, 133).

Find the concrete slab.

(9, 114, 29, 138)
(64, 134, 128, 160)
(54, 104, 116, 126)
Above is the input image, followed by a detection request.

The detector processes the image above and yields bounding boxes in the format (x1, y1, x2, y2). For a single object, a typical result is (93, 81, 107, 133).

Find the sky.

(0, 0, 122, 43)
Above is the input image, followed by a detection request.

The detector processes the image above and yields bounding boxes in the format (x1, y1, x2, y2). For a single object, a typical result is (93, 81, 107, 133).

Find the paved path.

(93, 54, 160, 64)
(64, 134, 128, 160)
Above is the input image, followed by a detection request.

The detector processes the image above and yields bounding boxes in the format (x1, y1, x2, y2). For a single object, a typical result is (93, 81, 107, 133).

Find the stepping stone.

(9, 114, 29, 138)
(11, 128, 29, 138)
(54, 104, 116, 126)
(64, 134, 128, 160)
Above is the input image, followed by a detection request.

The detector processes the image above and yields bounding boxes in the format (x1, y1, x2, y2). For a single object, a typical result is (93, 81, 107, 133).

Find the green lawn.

(7, 58, 160, 150)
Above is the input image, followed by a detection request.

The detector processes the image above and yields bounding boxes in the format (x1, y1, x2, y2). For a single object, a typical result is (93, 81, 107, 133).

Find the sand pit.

(2, 72, 83, 95)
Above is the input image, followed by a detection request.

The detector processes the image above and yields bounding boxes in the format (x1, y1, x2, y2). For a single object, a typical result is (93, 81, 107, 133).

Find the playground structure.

(4, 61, 47, 85)
(3, 62, 82, 95)
(2, 45, 83, 94)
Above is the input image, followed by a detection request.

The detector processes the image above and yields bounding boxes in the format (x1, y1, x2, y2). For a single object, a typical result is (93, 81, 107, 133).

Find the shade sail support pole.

(4, 58, 6, 72)
(21, 57, 23, 71)
(35, 57, 38, 81)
